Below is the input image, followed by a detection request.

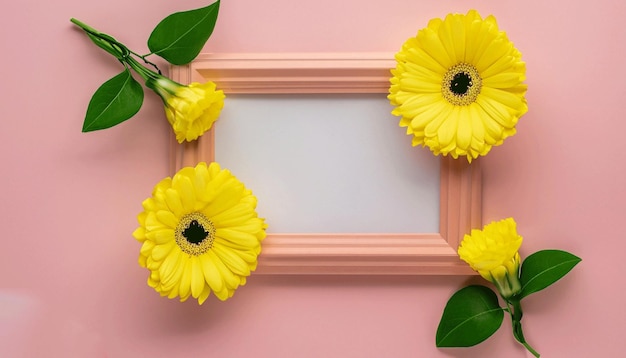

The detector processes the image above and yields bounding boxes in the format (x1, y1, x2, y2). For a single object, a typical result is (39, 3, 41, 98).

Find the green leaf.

(436, 285, 504, 347)
(518, 249, 581, 299)
(147, 0, 220, 65)
(83, 69, 143, 132)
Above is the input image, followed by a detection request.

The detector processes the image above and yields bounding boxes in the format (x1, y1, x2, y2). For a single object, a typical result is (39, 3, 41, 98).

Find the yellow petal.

(178, 256, 193, 299)
(421, 101, 455, 137)
(200, 254, 224, 293)
(216, 236, 261, 255)
(166, 285, 179, 299)
(159, 249, 183, 289)
(147, 277, 158, 288)
(473, 105, 503, 145)
(468, 104, 488, 151)
(133, 227, 146, 242)
(207, 250, 240, 290)
(145, 228, 175, 245)
(213, 244, 251, 276)
(145, 212, 167, 231)
(221, 218, 266, 237)
(406, 100, 449, 133)
(438, 13, 465, 63)
(474, 37, 512, 73)
(483, 72, 526, 91)
(145, 256, 161, 270)
(404, 47, 447, 75)
(211, 202, 257, 228)
(480, 87, 527, 119)
(215, 228, 260, 247)
(151, 242, 175, 262)
(223, 247, 258, 264)
(213, 287, 231, 301)
(398, 94, 444, 121)
(190, 256, 205, 299)
(418, 27, 453, 69)
(172, 175, 196, 212)
(399, 76, 441, 93)
(475, 95, 510, 127)
(179, 292, 192, 303)
(436, 107, 460, 151)
(203, 182, 245, 218)
(164, 188, 184, 217)
(455, 107, 473, 152)
(140, 240, 155, 256)
(197, 284, 211, 305)
(156, 210, 179, 229)
(464, 19, 498, 66)
(193, 164, 210, 202)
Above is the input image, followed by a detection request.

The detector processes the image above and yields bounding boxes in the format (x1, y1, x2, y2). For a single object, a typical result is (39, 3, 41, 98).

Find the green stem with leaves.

(70, 18, 162, 74)
(506, 298, 540, 357)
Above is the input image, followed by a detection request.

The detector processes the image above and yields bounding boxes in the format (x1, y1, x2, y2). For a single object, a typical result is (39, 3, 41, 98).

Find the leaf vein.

(438, 308, 504, 345)
(520, 259, 580, 293)
(85, 72, 132, 130)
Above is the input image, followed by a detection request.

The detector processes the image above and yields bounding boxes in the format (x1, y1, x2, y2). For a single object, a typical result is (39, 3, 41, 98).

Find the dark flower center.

(183, 220, 209, 244)
(441, 63, 482, 106)
(450, 72, 472, 95)
(175, 212, 216, 256)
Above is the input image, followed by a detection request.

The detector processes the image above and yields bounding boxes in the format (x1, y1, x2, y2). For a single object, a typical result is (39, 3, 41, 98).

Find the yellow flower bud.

(458, 218, 523, 298)
(148, 76, 225, 143)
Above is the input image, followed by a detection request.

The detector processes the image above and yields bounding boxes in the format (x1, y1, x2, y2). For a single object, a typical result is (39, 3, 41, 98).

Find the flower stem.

(126, 49, 162, 74)
(70, 18, 163, 77)
(70, 18, 130, 60)
(70, 18, 98, 34)
(125, 56, 156, 82)
(506, 298, 540, 357)
(521, 340, 541, 357)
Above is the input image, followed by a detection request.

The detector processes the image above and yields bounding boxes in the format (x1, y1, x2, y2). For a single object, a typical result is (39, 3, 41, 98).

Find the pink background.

(1, 0, 624, 357)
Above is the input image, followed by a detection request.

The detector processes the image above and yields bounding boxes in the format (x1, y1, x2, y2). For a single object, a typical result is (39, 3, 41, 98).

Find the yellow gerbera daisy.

(388, 10, 528, 161)
(458, 218, 522, 298)
(133, 162, 267, 304)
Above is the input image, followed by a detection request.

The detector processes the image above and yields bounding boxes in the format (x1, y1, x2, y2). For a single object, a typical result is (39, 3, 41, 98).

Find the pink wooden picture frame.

(169, 53, 481, 275)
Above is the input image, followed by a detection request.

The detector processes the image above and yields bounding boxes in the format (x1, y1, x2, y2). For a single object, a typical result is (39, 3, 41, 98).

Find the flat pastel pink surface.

(1, 0, 624, 357)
